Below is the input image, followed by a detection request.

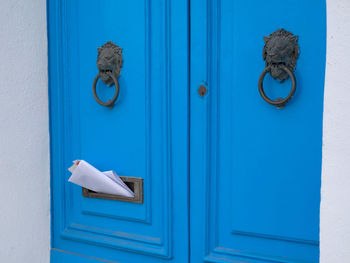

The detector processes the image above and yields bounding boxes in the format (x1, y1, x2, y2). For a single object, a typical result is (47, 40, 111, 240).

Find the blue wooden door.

(49, 0, 326, 262)
(48, 0, 189, 262)
(190, 0, 326, 262)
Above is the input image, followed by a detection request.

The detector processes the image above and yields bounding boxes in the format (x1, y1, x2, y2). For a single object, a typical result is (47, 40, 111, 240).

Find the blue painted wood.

(48, 0, 189, 262)
(49, 0, 326, 262)
(190, 0, 326, 262)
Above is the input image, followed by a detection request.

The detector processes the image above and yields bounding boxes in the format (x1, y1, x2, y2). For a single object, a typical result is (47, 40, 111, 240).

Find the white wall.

(320, 0, 350, 262)
(0, 0, 50, 262)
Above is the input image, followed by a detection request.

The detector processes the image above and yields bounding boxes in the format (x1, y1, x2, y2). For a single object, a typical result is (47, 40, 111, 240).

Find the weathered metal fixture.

(92, 41, 123, 107)
(198, 85, 208, 97)
(83, 176, 143, 203)
(258, 28, 299, 107)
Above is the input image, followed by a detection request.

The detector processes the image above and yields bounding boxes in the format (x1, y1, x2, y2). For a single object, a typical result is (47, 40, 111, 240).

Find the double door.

(49, 0, 326, 262)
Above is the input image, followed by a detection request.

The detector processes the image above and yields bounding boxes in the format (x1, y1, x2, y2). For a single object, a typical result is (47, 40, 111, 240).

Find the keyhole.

(198, 85, 207, 97)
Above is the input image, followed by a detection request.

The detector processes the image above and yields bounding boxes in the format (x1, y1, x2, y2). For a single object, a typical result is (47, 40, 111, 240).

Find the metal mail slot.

(82, 176, 143, 204)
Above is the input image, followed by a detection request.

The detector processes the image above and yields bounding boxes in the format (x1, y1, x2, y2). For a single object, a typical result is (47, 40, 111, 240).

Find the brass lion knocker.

(92, 41, 123, 108)
(258, 29, 299, 108)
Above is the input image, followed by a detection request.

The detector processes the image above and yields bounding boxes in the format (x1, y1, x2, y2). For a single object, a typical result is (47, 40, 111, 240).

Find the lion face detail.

(263, 29, 299, 81)
(97, 41, 123, 85)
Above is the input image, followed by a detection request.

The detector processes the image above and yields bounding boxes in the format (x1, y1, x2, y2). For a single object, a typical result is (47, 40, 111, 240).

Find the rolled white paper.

(68, 160, 134, 197)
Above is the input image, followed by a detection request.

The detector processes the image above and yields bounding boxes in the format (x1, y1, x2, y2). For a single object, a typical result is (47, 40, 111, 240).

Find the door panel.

(48, 0, 189, 262)
(190, 0, 326, 262)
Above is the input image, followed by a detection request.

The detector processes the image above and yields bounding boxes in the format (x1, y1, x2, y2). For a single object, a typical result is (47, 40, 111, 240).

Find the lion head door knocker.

(258, 29, 299, 107)
(92, 41, 123, 107)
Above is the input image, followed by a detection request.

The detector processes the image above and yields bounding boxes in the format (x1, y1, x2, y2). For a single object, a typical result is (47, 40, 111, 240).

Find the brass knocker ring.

(92, 72, 120, 108)
(258, 65, 296, 107)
